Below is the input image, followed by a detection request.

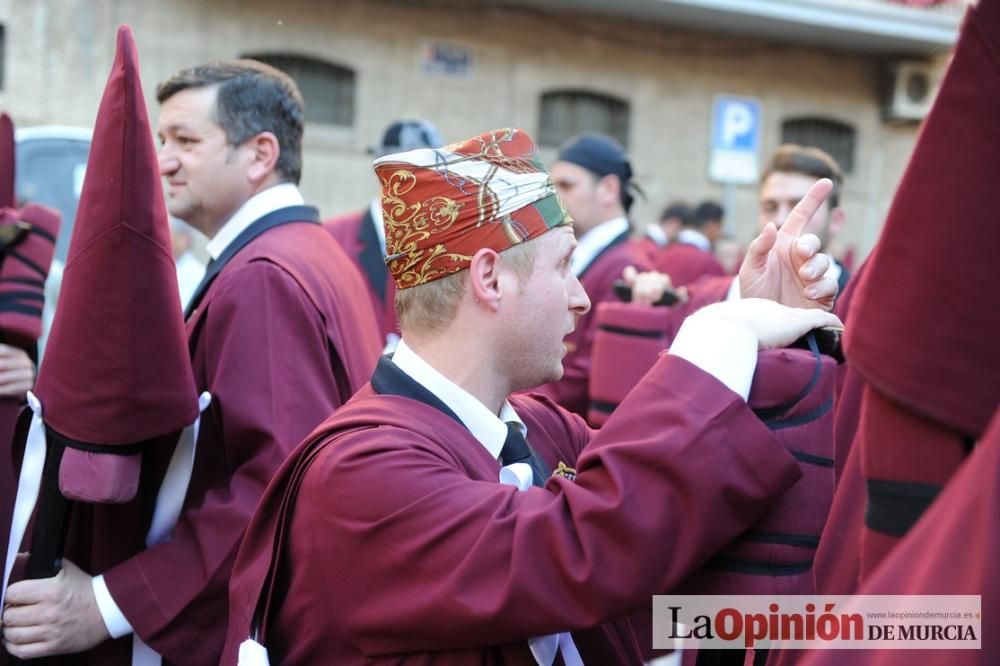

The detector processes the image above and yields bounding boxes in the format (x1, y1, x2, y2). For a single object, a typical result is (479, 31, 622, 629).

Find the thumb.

(621, 265, 638, 286)
(744, 223, 776, 268)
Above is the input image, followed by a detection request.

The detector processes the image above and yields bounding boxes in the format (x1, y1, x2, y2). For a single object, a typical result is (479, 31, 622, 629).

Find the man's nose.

(569, 276, 591, 316)
(157, 149, 179, 176)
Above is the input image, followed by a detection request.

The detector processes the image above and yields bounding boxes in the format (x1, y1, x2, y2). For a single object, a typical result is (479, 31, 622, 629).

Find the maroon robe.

(46, 219, 381, 665)
(534, 233, 652, 419)
(224, 352, 804, 664)
(634, 235, 664, 266)
(325, 208, 398, 344)
(797, 260, 865, 601)
(587, 303, 840, 663)
(829, 0, 1000, 587)
(800, 406, 1000, 666)
(648, 241, 726, 287)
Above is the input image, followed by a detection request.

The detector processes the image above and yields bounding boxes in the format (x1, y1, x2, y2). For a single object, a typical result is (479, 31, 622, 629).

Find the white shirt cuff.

(726, 276, 741, 301)
(91, 575, 134, 639)
(668, 313, 758, 401)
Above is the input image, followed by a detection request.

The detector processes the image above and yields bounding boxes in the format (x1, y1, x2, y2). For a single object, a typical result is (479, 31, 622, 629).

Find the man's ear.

(468, 248, 503, 312)
(245, 131, 281, 185)
(596, 174, 621, 208)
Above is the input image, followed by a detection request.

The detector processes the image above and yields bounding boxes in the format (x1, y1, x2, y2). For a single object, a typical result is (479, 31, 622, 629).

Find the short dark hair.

(761, 144, 844, 209)
(659, 202, 692, 225)
(692, 201, 724, 229)
(156, 59, 304, 184)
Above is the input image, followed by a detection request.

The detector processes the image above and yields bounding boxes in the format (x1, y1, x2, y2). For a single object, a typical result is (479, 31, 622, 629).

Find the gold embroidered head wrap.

(374, 128, 570, 289)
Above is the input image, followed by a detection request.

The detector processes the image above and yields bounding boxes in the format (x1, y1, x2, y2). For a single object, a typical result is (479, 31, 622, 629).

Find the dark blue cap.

(372, 119, 443, 157)
(557, 132, 638, 212)
(557, 132, 632, 182)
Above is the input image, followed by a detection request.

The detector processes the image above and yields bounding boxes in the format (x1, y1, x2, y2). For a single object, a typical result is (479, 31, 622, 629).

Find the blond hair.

(396, 238, 539, 334)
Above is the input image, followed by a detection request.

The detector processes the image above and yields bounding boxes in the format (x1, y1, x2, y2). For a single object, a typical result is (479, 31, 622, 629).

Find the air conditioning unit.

(882, 60, 941, 123)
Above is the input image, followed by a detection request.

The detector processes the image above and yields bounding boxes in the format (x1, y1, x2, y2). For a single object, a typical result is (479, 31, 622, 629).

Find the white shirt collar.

(571, 216, 630, 276)
(205, 183, 305, 260)
(391, 339, 524, 461)
(368, 197, 386, 258)
(677, 227, 711, 251)
(644, 224, 668, 247)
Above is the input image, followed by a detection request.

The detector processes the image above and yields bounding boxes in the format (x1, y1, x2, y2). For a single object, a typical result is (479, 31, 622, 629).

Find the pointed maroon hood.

(844, 0, 1000, 438)
(34, 25, 198, 448)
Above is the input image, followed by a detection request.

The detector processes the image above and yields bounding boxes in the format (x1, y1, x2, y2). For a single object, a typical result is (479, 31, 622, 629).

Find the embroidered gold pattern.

(376, 128, 562, 289)
(382, 169, 470, 288)
(552, 461, 577, 481)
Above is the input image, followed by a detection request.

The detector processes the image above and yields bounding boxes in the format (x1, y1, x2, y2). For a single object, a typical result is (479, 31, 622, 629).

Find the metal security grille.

(539, 90, 630, 149)
(781, 117, 856, 173)
(243, 53, 355, 127)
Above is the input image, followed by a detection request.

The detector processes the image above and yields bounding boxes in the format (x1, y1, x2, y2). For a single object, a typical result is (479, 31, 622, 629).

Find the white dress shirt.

(644, 224, 668, 247)
(676, 227, 711, 251)
(205, 183, 305, 261)
(390, 340, 525, 456)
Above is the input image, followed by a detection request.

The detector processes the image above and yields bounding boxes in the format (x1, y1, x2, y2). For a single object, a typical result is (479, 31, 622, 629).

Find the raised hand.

(739, 178, 838, 311)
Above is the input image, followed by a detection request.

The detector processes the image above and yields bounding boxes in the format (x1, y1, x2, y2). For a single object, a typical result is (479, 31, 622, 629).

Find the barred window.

(781, 117, 856, 173)
(242, 53, 354, 127)
(539, 90, 630, 148)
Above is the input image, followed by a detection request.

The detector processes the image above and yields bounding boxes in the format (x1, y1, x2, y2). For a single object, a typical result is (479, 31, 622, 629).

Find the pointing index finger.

(780, 178, 833, 239)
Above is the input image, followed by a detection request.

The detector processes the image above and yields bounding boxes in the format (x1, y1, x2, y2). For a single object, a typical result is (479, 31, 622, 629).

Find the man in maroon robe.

(769, 3, 1000, 664)
(0, 111, 52, 591)
(647, 200, 726, 287)
(819, 0, 999, 596)
(223, 127, 843, 665)
(325, 119, 444, 350)
(635, 201, 689, 265)
(1, 57, 382, 664)
(534, 132, 654, 418)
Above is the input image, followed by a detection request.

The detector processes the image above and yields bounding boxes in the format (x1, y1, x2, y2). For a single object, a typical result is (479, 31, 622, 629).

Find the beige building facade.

(0, 0, 963, 262)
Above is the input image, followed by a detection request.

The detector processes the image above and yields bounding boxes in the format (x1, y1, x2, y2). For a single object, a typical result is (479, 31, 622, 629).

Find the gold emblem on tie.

(552, 461, 576, 481)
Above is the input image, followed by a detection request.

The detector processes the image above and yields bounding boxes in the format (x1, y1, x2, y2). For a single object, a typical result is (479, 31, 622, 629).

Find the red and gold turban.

(374, 128, 570, 289)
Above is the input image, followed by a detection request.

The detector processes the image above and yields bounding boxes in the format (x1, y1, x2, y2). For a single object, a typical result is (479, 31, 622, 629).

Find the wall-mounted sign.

(708, 95, 763, 185)
(422, 41, 474, 78)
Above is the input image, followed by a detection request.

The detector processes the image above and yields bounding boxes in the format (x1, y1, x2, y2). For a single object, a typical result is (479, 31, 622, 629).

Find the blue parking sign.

(709, 95, 763, 184)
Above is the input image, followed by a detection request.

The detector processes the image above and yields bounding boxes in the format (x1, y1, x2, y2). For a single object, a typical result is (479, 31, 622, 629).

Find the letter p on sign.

(721, 103, 753, 148)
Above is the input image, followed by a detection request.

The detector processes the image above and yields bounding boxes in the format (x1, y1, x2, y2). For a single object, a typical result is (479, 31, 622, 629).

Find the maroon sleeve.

(102, 261, 352, 663)
(294, 354, 801, 657)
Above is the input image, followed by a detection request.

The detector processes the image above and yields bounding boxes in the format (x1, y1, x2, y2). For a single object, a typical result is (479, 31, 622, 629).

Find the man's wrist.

(668, 313, 757, 401)
(91, 575, 134, 639)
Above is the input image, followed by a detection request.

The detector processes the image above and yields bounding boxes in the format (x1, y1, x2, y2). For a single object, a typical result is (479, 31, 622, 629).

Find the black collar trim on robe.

(369, 355, 465, 428)
(356, 208, 389, 302)
(370, 356, 552, 485)
(577, 228, 630, 281)
(184, 205, 320, 319)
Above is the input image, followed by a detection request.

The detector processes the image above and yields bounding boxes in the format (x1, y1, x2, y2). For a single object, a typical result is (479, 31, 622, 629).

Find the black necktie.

(501, 422, 549, 488)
